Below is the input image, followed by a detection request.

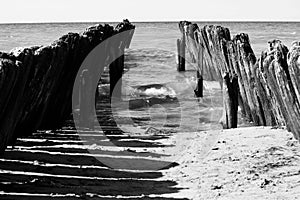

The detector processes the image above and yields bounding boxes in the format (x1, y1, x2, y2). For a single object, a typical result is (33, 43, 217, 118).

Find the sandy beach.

(161, 127, 300, 199)
(1, 122, 299, 199)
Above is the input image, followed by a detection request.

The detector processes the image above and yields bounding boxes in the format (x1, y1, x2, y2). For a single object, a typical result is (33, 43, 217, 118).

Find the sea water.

(0, 22, 299, 132)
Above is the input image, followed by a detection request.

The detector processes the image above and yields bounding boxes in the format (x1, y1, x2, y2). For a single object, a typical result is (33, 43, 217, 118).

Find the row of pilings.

(177, 21, 300, 140)
(0, 20, 135, 153)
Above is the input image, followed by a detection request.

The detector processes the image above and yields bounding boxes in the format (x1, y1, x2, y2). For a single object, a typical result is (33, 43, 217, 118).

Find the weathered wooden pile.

(178, 21, 300, 140)
(0, 20, 135, 153)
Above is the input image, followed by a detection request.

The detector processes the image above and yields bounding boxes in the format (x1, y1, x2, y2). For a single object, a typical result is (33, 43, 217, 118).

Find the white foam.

(143, 87, 176, 97)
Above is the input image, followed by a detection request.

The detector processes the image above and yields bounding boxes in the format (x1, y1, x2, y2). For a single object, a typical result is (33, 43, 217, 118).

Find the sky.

(0, 0, 299, 23)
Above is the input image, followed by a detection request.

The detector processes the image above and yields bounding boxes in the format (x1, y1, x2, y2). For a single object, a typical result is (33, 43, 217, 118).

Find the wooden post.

(274, 59, 300, 141)
(79, 69, 93, 129)
(194, 71, 203, 97)
(177, 21, 300, 139)
(177, 38, 185, 71)
(194, 42, 205, 97)
(221, 72, 238, 129)
(264, 56, 291, 128)
(109, 47, 124, 99)
(230, 74, 239, 128)
(288, 42, 300, 106)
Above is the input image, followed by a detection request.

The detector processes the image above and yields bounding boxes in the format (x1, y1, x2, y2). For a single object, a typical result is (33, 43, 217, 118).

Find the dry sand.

(160, 126, 300, 200)
(1, 123, 300, 199)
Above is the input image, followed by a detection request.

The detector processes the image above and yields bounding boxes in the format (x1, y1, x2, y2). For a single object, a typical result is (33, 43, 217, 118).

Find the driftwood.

(0, 20, 135, 153)
(179, 21, 300, 140)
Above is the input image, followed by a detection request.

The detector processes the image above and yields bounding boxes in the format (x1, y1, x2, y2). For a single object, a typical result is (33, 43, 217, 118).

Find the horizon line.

(0, 19, 300, 25)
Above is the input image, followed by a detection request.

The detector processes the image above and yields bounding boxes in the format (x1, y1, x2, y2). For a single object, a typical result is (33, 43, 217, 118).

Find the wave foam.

(142, 87, 176, 97)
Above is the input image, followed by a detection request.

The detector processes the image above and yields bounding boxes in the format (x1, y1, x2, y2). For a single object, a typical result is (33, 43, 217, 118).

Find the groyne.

(178, 21, 300, 140)
(0, 20, 135, 153)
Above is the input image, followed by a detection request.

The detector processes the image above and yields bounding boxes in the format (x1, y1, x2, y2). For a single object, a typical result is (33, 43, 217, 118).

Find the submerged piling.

(194, 41, 205, 97)
(177, 38, 186, 71)
(178, 21, 205, 96)
(178, 20, 300, 140)
(194, 71, 203, 97)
